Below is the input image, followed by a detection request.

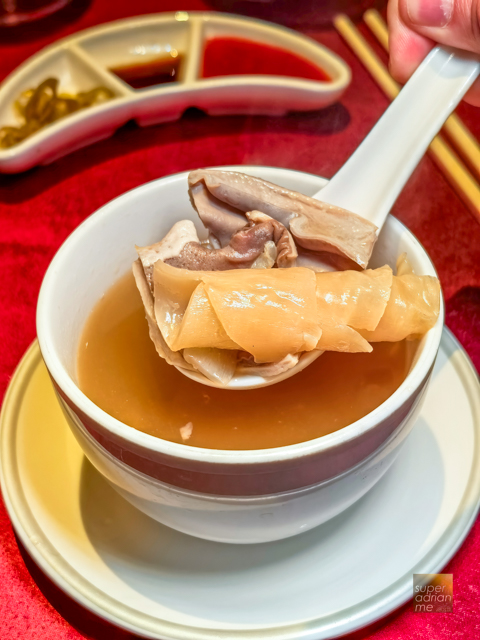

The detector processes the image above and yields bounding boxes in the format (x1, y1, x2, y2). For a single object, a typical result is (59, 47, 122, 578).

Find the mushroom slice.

(189, 169, 378, 268)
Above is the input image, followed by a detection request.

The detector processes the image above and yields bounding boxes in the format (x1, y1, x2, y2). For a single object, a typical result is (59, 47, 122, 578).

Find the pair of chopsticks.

(333, 10, 480, 225)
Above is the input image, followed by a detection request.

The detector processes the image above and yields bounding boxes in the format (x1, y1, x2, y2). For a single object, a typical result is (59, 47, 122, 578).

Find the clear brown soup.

(77, 271, 417, 450)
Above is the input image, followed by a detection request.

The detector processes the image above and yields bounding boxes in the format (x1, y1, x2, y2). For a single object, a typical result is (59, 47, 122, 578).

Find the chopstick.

(333, 13, 480, 224)
(363, 9, 389, 50)
(364, 8, 480, 179)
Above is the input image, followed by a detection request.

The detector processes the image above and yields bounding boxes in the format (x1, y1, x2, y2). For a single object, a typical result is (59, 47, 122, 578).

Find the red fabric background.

(1, 1, 479, 638)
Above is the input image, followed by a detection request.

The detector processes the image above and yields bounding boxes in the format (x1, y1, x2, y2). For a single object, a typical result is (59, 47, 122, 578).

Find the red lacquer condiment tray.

(0, 11, 351, 173)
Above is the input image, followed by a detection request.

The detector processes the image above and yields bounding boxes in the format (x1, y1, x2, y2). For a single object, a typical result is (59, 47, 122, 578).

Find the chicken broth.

(77, 271, 417, 450)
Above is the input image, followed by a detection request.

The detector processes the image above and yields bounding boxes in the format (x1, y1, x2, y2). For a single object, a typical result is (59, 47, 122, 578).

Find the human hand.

(388, 0, 480, 105)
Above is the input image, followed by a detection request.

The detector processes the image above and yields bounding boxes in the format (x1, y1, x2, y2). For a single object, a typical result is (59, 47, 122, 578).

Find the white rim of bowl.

(36, 166, 444, 466)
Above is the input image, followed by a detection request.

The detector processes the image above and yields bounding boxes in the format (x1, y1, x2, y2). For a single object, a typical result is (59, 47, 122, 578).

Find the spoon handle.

(312, 46, 480, 229)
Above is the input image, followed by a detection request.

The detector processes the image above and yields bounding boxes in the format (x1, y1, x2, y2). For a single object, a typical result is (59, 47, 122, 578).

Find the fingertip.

(388, 22, 435, 84)
(388, 58, 411, 85)
(386, 0, 480, 105)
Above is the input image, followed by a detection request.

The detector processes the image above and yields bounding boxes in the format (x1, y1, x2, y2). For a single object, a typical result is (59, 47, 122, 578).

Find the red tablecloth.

(1, 1, 479, 638)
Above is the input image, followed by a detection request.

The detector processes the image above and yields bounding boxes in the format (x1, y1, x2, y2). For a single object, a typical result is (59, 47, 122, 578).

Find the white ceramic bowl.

(36, 166, 444, 543)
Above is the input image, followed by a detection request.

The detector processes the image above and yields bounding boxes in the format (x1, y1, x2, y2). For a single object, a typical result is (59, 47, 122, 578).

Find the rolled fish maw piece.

(183, 348, 238, 385)
(316, 265, 393, 332)
(396, 252, 414, 277)
(153, 261, 204, 349)
(202, 268, 321, 363)
(317, 320, 372, 353)
(361, 274, 441, 342)
(132, 260, 191, 368)
(173, 283, 240, 351)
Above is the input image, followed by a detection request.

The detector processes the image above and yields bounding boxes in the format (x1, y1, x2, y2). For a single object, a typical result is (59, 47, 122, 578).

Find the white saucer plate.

(1, 330, 479, 639)
(0, 12, 350, 173)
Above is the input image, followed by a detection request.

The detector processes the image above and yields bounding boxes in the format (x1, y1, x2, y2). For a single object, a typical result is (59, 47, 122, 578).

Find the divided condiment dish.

(0, 12, 350, 173)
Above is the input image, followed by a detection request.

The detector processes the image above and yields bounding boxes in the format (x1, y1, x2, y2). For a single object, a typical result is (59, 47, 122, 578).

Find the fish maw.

(361, 274, 441, 342)
(202, 268, 320, 363)
(153, 261, 204, 349)
(174, 283, 240, 351)
(317, 320, 372, 353)
(396, 252, 414, 276)
(132, 260, 192, 369)
(316, 265, 393, 332)
(183, 347, 238, 385)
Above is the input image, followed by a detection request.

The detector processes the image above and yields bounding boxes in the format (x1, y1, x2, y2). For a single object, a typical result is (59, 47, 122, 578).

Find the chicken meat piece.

(137, 212, 297, 275)
(136, 220, 199, 291)
(189, 178, 246, 246)
(165, 210, 296, 270)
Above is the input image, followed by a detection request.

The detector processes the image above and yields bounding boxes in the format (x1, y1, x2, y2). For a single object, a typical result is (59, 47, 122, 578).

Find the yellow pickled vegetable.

(0, 77, 115, 149)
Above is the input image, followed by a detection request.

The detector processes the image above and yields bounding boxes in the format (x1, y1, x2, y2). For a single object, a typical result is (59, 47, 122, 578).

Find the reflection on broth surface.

(78, 271, 417, 450)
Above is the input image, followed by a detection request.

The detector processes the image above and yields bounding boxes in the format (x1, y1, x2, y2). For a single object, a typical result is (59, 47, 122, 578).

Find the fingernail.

(406, 0, 453, 27)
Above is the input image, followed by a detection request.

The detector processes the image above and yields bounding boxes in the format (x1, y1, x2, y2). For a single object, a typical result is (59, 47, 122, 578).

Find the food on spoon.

(315, 265, 393, 353)
(133, 170, 440, 386)
(360, 255, 441, 342)
(169, 267, 321, 361)
(0, 78, 115, 149)
(132, 259, 189, 369)
(166, 211, 297, 271)
(188, 169, 378, 268)
(316, 265, 393, 331)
